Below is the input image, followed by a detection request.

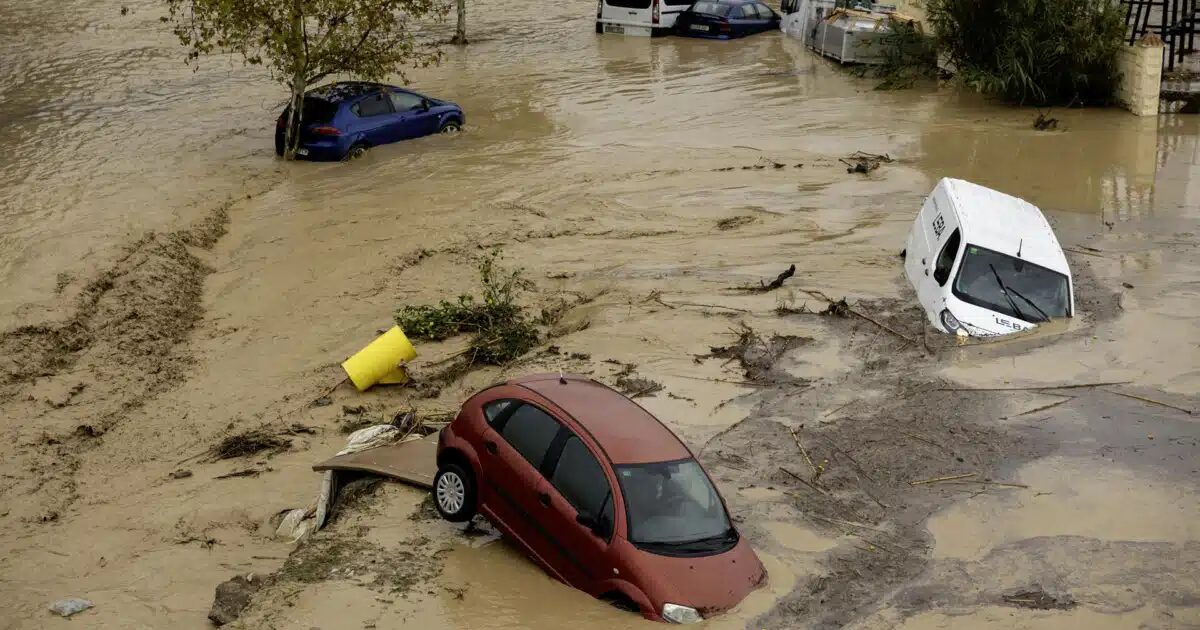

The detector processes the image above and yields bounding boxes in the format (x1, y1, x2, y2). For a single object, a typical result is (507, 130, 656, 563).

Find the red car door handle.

(484, 441, 497, 454)
(538, 492, 551, 507)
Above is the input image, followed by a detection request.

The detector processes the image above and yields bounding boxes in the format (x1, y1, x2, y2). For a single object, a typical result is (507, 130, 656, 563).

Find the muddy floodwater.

(1, 0, 1198, 628)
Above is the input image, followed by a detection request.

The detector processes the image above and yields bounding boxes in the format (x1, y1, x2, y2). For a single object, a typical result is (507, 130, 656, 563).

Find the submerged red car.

(434, 374, 766, 623)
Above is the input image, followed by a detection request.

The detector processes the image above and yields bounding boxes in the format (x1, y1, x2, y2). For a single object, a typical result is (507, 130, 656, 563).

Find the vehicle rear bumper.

(597, 20, 673, 37)
(676, 30, 733, 39)
(274, 133, 346, 161)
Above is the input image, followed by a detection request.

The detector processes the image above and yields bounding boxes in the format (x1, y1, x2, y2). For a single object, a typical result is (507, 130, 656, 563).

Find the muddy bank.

(0, 201, 235, 523)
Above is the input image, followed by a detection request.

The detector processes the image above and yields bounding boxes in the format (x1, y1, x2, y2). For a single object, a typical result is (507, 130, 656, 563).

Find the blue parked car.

(674, 0, 781, 39)
(274, 81, 465, 160)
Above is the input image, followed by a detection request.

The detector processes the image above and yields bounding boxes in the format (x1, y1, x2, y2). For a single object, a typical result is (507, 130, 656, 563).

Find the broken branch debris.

(779, 466, 828, 495)
(1008, 396, 1074, 418)
(733, 265, 796, 293)
(208, 428, 290, 460)
(935, 381, 1132, 392)
(909, 472, 977, 486)
(790, 429, 823, 485)
(1104, 389, 1194, 415)
(839, 152, 893, 174)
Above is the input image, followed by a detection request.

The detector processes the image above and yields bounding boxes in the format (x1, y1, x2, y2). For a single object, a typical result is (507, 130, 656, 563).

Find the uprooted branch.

(733, 265, 796, 293)
(840, 152, 894, 174)
(396, 252, 539, 368)
(208, 428, 291, 460)
(704, 323, 810, 383)
(795, 288, 923, 348)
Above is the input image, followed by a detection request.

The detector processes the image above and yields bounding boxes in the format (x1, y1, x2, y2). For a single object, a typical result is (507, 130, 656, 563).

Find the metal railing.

(1122, 0, 1197, 70)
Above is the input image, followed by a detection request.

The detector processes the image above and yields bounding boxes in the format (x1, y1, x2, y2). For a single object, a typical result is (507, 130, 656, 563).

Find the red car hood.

(628, 536, 767, 617)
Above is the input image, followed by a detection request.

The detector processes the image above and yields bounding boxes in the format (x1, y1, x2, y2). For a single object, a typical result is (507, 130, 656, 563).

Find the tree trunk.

(283, 74, 306, 161)
(452, 0, 467, 45)
(284, 0, 306, 160)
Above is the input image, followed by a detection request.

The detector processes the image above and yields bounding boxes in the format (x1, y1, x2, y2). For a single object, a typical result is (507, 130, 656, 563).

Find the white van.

(596, 0, 696, 36)
(904, 178, 1074, 337)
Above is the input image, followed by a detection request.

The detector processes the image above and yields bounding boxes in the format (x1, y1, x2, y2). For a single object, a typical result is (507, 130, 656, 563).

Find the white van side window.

(933, 228, 961, 286)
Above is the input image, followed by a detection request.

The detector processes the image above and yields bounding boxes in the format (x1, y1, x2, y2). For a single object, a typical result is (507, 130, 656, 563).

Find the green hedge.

(926, 0, 1128, 106)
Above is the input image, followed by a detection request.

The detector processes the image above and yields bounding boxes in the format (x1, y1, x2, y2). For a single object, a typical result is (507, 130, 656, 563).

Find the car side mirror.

(576, 512, 611, 538)
(420, 99, 431, 112)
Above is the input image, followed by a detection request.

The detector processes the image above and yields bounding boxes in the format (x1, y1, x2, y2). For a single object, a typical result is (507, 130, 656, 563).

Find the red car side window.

(483, 399, 517, 426)
(550, 436, 612, 522)
(498, 404, 561, 470)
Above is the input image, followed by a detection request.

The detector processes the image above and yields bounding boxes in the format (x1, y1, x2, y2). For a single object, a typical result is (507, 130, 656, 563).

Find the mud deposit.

(1, 0, 1199, 628)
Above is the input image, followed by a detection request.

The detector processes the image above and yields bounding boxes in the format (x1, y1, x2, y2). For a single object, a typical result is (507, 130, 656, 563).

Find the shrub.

(395, 252, 539, 365)
(926, 0, 1127, 106)
(868, 18, 939, 90)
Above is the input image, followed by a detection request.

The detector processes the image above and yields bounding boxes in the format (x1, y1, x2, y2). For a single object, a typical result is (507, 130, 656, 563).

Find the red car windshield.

(616, 459, 734, 554)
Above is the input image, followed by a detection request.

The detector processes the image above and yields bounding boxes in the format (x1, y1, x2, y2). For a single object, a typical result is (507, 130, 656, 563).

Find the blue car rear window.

(287, 97, 337, 124)
(692, 1, 731, 15)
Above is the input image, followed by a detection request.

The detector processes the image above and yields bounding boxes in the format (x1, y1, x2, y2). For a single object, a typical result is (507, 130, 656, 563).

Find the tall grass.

(926, 0, 1127, 106)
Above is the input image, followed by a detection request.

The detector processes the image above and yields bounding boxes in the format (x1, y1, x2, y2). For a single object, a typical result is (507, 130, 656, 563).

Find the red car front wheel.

(433, 463, 477, 522)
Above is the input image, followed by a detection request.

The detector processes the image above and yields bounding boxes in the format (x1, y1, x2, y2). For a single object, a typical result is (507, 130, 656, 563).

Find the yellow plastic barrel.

(341, 326, 418, 392)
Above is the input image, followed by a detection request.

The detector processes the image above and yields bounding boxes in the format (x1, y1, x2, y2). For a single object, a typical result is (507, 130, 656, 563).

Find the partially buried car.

(674, 0, 781, 39)
(274, 81, 464, 160)
(904, 178, 1074, 337)
(433, 374, 766, 623)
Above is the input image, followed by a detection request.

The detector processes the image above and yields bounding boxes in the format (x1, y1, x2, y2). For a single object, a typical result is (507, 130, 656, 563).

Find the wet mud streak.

(703, 299, 1052, 630)
(0, 202, 231, 521)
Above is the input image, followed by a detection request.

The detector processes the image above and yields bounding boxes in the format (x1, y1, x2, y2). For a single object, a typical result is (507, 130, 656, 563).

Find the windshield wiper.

(988, 264, 1029, 322)
(643, 528, 737, 551)
(1006, 286, 1051, 323)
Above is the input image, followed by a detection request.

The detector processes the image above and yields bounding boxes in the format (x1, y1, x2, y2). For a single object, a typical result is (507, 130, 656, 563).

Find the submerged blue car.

(674, 0, 781, 39)
(274, 81, 465, 160)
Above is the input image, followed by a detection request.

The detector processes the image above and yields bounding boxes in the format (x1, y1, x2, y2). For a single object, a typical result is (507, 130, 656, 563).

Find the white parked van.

(596, 0, 696, 36)
(904, 178, 1074, 337)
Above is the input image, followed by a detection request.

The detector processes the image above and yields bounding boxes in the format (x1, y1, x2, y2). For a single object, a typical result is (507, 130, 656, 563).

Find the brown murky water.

(1, 0, 1198, 628)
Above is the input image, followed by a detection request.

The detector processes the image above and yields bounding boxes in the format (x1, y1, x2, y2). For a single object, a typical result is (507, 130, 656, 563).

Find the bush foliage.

(926, 0, 1127, 106)
(395, 253, 539, 365)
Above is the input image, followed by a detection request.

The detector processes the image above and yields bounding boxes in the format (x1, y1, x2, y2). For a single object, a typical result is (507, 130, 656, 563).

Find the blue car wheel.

(344, 143, 368, 160)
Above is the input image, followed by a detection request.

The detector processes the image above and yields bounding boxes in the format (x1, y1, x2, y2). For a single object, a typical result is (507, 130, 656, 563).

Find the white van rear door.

(660, 0, 693, 26)
(603, 0, 654, 26)
(905, 195, 935, 294)
(912, 191, 959, 327)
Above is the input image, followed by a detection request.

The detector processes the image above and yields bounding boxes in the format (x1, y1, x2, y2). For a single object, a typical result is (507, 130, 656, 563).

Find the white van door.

(924, 223, 962, 325)
(603, 0, 654, 29)
(904, 194, 935, 297)
(908, 189, 961, 327)
(660, 0, 694, 27)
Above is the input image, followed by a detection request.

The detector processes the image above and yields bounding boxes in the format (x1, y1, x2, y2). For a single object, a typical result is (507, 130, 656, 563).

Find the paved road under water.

(1, 0, 1197, 628)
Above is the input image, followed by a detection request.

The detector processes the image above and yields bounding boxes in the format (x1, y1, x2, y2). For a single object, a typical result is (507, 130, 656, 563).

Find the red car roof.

(508, 374, 693, 465)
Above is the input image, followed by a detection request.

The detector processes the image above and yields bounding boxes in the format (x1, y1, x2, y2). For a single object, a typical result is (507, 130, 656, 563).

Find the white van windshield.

(953, 244, 1070, 323)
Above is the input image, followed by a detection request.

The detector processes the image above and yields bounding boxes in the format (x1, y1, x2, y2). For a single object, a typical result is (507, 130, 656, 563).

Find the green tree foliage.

(925, 0, 1127, 106)
(163, 0, 450, 158)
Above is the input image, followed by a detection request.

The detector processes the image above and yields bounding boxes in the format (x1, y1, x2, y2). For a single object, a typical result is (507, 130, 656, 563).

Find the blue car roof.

(306, 81, 404, 103)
